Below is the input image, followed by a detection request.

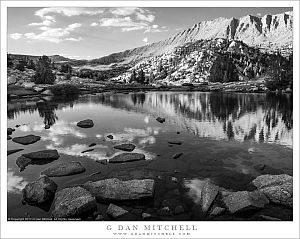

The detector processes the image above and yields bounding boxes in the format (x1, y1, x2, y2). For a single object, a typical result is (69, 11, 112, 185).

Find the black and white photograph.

(1, 1, 299, 238)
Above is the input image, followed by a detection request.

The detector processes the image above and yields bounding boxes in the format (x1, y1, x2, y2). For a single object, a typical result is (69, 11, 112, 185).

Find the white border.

(1, 1, 299, 238)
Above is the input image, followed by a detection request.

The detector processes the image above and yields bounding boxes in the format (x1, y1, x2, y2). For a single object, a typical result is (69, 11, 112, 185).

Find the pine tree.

(33, 55, 56, 84)
(130, 70, 137, 83)
(27, 59, 36, 70)
(137, 69, 145, 84)
(7, 55, 13, 68)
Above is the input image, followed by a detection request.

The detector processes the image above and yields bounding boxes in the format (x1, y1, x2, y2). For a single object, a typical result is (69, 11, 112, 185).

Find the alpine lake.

(7, 91, 293, 221)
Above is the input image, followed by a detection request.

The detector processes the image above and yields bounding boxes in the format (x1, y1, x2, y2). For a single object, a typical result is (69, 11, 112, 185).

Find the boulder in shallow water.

(41, 162, 85, 177)
(7, 135, 12, 140)
(12, 135, 41, 145)
(222, 190, 269, 214)
(52, 186, 97, 218)
(7, 128, 15, 135)
(156, 117, 165, 123)
(83, 178, 155, 201)
(107, 134, 114, 139)
(7, 148, 24, 156)
(114, 143, 136, 152)
(186, 179, 219, 213)
(76, 119, 94, 128)
(109, 153, 145, 163)
(23, 149, 59, 160)
(106, 204, 128, 219)
(252, 174, 293, 208)
(16, 156, 32, 172)
(22, 175, 57, 205)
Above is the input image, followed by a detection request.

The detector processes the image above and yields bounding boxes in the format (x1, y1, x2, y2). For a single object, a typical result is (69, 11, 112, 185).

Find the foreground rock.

(23, 149, 59, 160)
(106, 204, 128, 218)
(77, 119, 94, 128)
(222, 190, 269, 214)
(52, 186, 97, 218)
(109, 153, 145, 163)
(22, 176, 57, 205)
(12, 135, 41, 145)
(156, 117, 165, 123)
(252, 174, 292, 208)
(16, 156, 32, 172)
(188, 179, 219, 213)
(83, 178, 155, 201)
(114, 143, 136, 152)
(41, 162, 85, 177)
(7, 128, 15, 135)
(7, 148, 24, 155)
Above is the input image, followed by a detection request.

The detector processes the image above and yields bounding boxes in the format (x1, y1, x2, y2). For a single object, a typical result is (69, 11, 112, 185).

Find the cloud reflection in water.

(7, 168, 28, 194)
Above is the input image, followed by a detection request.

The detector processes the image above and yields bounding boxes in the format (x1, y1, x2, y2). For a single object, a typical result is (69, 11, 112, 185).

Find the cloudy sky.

(8, 7, 291, 60)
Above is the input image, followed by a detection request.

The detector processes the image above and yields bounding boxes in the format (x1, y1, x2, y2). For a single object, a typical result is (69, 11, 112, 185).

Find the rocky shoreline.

(7, 118, 293, 221)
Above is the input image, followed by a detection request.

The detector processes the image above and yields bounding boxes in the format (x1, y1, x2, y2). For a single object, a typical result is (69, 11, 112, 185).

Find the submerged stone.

(22, 175, 57, 205)
(156, 117, 165, 123)
(114, 143, 136, 152)
(12, 135, 41, 145)
(168, 141, 182, 145)
(173, 153, 183, 159)
(77, 119, 94, 128)
(23, 149, 59, 160)
(81, 149, 94, 153)
(52, 186, 97, 218)
(7, 148, 24, 155)
(107, 135, 114, 139)
(41, 162, 86, 177)
(83, 178, 155, 201)
(252, 174, 293, 208)
(109, 153, 145, 163)
(16, 156, 32, 172)
(7, 128, 15, 135)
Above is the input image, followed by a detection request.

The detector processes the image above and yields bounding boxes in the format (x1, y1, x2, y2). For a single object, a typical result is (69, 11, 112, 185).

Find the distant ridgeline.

(7, 11, 293, 89)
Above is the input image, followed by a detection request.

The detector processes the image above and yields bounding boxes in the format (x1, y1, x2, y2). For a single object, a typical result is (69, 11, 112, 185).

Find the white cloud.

(19, 22, 82, 43)
(110, 7, 139, 16)
(29, 19, 55, 27)
(95, 7, 157, 32)
(65, 37, 83, 42)
(66, 23, 82, 30)
(136, 12, 155, 22)
(143, 37, 148, 43)
(10, 33, 23, 40)
(99, 16, 149, 32)
(144, 25, 169, 33)
(90, 22, 98, 27)
(35, 7, 104, 18)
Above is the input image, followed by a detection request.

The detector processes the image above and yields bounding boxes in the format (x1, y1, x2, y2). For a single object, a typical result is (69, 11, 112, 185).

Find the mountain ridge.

(90, 11, 293, 65)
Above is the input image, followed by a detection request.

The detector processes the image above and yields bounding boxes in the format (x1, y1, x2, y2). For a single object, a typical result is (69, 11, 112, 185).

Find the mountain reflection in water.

(8, 92, 292, 148)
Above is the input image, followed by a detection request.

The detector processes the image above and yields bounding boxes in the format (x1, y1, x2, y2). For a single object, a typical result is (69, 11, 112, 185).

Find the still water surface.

(7, 92, 293, 220)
